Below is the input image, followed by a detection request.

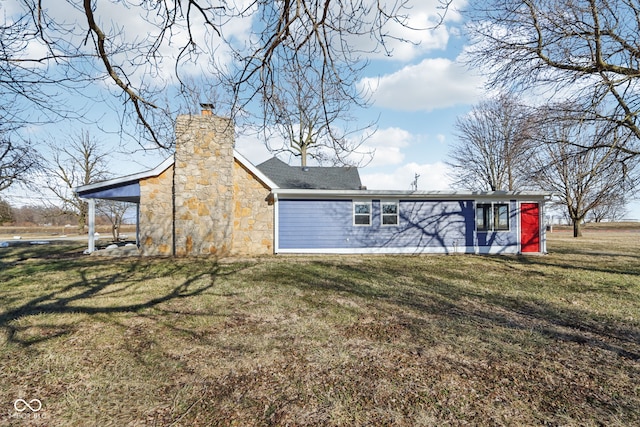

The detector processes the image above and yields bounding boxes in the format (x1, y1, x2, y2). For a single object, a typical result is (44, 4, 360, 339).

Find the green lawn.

(1, 233, 639, 426)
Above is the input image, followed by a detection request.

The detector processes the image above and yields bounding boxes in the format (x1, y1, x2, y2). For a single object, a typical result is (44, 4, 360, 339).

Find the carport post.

(87, 198, 95, 253)
(136, 202, 140, 248)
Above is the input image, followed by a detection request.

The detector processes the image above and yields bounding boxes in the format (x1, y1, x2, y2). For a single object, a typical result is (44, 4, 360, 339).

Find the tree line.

(447, 94, 638, 237)
(2, 1, 640, 238)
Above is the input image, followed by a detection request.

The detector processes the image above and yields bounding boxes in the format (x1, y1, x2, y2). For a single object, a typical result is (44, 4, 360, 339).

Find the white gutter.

(271, 188, 551, 200)
(75, 156, 175, 195)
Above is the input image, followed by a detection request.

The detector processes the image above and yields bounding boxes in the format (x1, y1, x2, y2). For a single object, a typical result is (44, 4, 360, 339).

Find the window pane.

(355, 204, 370, 214)
(354, 202, 371, 226)
(382, 204, 397, 214)
(382, 215, 398, 225)
(355, 214, 370, 225)
(476, 204, 489, 231)
(495, 204, 509, 230)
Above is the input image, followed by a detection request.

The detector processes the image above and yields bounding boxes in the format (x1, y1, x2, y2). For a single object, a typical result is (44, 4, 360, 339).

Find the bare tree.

(97, 200, 132, 241)
(466, 0, 640, 157)
(261, 50, 374, 167)
(587, 194, 628, 223)
(447, 93, 534, 191)
(44, 131, 110, 232)
(0, 198, 14, 224)
(0, 127, 40, 192)
(529, 108, 636, 237)
(3, 1, 454, 150)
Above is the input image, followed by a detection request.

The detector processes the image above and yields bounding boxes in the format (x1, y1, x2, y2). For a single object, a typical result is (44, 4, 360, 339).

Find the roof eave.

(271, 188, 552, 200)
(233, 150, 279, 189)
(75, 156, 174, 195)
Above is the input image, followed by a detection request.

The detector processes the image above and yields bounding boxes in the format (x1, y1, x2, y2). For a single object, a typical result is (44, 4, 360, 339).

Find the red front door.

(520, 203, 540, 253)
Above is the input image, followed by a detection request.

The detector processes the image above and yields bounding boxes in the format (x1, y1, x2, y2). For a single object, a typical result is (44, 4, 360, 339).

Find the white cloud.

(357, 0, 468, 61)
(359, 127, 414, 167)
(361, 161, 452, 191)
(234, 133, 275, 165)
(360, 57, 485, 112)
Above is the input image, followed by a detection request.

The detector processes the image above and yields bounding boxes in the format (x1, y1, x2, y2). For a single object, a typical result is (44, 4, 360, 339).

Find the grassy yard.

(1, 233, 639, 426)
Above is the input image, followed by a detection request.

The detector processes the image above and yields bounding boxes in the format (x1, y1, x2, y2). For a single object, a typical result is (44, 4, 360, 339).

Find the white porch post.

(136, 202, 140, 248)
(87, 198, 95, 253)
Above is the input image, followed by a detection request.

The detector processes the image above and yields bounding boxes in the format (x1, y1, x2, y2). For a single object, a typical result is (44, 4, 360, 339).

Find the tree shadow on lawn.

(0, 252, 249, 347)
(270, 259, 640, 362)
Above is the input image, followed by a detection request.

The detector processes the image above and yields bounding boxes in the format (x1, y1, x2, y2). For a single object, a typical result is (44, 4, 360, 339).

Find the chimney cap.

(200, 103, 214, 116)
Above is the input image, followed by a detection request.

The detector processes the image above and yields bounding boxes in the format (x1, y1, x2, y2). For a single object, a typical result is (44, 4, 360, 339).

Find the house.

(76, 110, 549, 256)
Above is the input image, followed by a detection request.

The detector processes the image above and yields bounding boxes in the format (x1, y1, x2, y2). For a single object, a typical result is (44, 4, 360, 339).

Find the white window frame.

(353, 201, 372, 226)
(476, 202, 510, 232)
(381, 201, 399, 226)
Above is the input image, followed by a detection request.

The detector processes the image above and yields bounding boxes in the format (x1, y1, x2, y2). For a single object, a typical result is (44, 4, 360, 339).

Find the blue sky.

(3, 0, 639, 219)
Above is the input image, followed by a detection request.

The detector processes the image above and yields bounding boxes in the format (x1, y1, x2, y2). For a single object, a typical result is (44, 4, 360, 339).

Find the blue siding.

(278, 199, 518, 252)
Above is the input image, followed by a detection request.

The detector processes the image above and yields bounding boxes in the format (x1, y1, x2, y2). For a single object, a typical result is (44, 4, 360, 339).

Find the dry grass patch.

(1, 233, 639, 426)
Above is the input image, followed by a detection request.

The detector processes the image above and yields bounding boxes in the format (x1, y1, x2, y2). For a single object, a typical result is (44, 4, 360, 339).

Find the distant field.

(0, 232, 638, 426)
(0, 224, 136, 239)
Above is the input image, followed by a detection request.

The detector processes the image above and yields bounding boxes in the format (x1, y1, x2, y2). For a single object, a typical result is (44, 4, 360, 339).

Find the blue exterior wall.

(277, 199, 519, 253)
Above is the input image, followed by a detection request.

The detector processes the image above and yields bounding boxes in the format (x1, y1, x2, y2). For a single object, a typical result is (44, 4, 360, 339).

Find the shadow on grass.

(0, 244, 249, 347)
(264, 258, 640, 362)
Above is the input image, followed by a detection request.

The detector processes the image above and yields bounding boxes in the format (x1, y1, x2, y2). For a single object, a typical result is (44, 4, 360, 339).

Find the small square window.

(354, 202, 371, 225)
(382, 202, 399, 225)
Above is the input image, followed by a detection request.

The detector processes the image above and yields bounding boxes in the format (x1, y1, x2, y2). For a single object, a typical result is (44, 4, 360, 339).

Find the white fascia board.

(76, 150, 278, 196)
(271, 188, 551, 200)
(75, 156, 175, 195)
(233, 149, 279, 189)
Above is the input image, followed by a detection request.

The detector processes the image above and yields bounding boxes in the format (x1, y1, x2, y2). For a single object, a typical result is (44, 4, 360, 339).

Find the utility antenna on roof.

(411, 173, 420, 191)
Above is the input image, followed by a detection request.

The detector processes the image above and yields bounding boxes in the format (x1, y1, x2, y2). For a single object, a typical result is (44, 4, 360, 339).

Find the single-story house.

(76, 111, 549, 256)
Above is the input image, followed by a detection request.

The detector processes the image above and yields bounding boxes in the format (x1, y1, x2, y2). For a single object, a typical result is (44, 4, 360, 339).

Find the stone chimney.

(173, 112, 234, 256)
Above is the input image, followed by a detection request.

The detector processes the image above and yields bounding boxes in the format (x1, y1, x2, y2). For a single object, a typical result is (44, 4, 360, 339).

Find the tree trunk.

(572, 219, 582, 238)
(78, 202, 88, 234)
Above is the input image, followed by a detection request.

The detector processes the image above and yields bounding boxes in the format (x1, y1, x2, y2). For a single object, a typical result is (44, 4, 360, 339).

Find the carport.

(75, 157, 173, 253)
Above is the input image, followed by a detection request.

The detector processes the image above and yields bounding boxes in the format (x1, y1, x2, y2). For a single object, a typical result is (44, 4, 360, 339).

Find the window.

(494, 204, 509, 231)
(476, 204, 491, 231)
(354, 201, 371, 225)
(381, 202, 399, 225)
(476, 203, 510, 231)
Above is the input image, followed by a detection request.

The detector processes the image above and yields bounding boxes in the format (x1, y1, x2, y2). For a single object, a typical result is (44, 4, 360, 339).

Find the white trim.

(380, 200, 399, 226)
(518, 200, 546, 254)
(76, 150, 279, 197)
(273, 193, 280, 253)
(272, 188, 550, 200)
(275, 245, 519, 255)
(475, 201, 511, 232)
(86, 199, 95, 254)
(76, 156, 175, 195)
(233, 150, 279, 189)
(353, 200, 372, 226)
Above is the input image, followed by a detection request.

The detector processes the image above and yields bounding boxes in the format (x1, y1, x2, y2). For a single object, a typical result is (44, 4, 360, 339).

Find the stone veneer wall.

(139, 164, 174, 256)
(231, 159, 274, 255)
(173, 115, 234, 256)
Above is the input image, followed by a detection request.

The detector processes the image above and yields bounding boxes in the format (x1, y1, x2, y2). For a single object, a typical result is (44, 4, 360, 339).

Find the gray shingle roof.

(256, 157, 362, 190)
